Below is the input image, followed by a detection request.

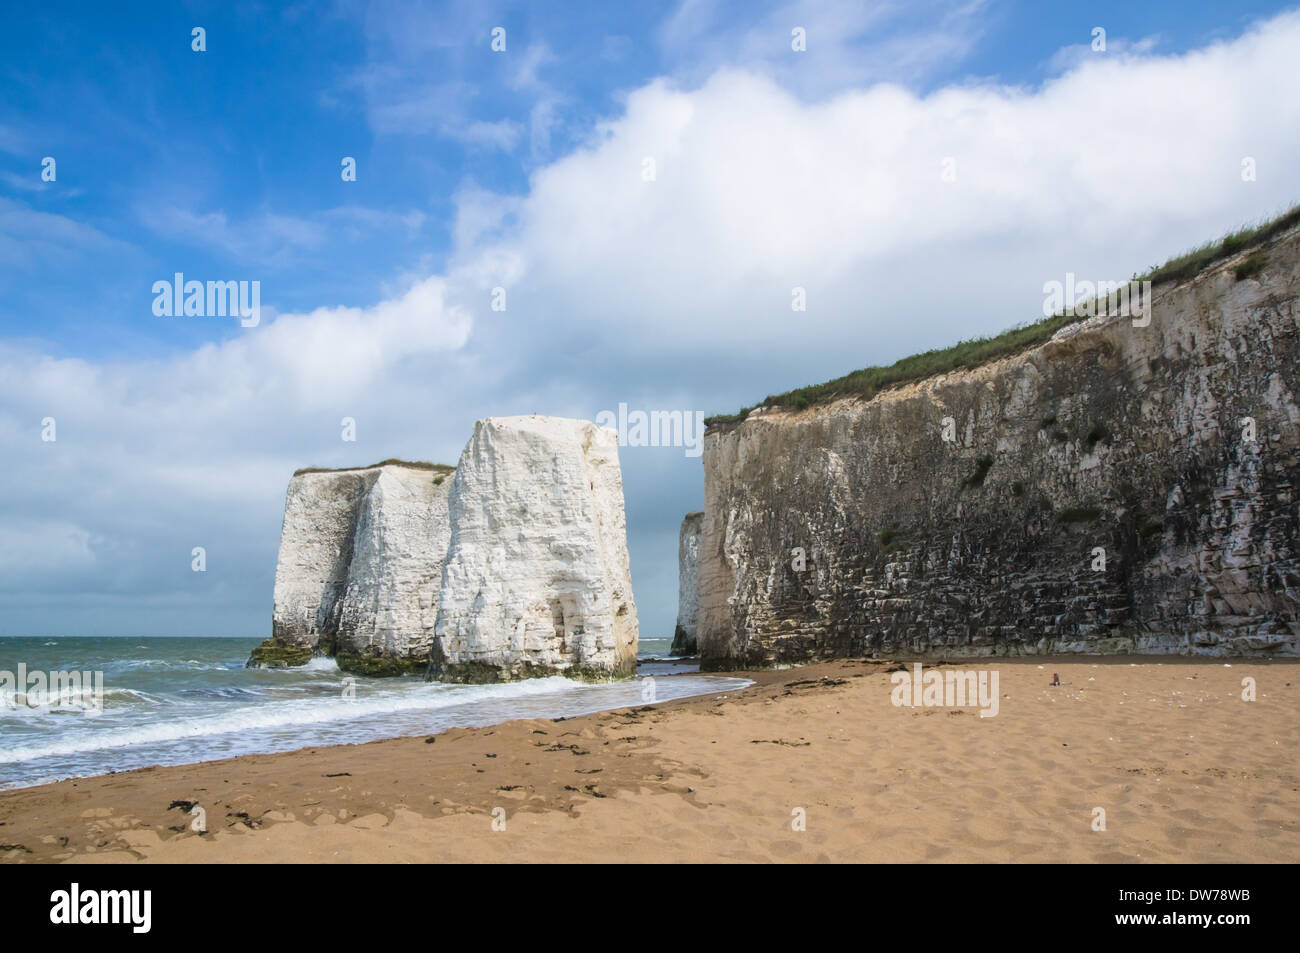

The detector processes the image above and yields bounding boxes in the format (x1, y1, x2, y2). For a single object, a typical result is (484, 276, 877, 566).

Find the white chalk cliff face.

(252, 417, 639, 681)
(671, 512, 703, 655)
(336, 466, 452, 672)
(252, 462, 453, 674)
(699, 225, 1300, 667)
(432, 416, 639, 682)
(264, 468, 375, 661)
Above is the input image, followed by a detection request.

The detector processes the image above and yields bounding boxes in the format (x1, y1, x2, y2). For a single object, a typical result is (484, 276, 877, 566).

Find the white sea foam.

(0, 675, 596, 763)
(0, 635, 752, 791)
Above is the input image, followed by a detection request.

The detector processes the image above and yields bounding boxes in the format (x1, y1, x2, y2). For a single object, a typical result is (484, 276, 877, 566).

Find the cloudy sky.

(2, 0, 1299, 643)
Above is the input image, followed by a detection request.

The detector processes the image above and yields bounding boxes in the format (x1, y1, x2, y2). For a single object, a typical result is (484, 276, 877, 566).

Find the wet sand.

(1, 658, 1297, 863)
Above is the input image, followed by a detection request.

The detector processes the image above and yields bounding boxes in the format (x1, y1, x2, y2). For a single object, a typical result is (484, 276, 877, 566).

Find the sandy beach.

(1, 657, 1297, 863)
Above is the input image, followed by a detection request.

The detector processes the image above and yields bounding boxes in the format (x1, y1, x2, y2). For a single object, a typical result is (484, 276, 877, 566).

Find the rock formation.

(334, 465, 454, 674)
(249, 461, 453, 675)
(699, 223, 1300, 667)
(671, 512, 703, 655)
(252, 417, 640, 681)
(431, 416, 639, 682)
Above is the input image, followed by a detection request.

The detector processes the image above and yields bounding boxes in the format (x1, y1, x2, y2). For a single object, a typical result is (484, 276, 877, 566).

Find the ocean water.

(0, 637, 741, 790)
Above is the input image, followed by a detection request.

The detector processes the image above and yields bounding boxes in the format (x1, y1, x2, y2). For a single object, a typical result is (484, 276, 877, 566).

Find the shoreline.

(0, 649, 739, 792)
(1, 657, 1297, 863)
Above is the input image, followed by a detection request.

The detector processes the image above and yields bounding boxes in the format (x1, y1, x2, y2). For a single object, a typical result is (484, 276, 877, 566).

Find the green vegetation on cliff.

(335, 651, 427, 677)
(430, 657, 639, 684)
(705, 204, 1300, 427)
(292, 460, 455, 477)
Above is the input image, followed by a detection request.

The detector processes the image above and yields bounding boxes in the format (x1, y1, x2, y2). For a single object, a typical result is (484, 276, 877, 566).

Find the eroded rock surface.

(431, 416, 639, 681)
(671, 512, 703, 655)
(250, 463, 452, 674)
(699, 227, 1300, 668)
(335, 466, 453, 675)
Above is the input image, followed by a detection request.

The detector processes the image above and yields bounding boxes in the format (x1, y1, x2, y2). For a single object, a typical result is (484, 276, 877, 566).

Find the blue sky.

(2, 0, 1299, 642)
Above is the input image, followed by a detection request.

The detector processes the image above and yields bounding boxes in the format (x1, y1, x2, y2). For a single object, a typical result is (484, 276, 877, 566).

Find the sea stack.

(249, 461, 454, 674)
(671, 512, 703, 655)
(431, 416, 639, 682)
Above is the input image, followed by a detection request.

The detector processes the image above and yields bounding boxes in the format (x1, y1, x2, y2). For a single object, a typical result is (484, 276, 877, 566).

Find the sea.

(0, 635, 748, 790)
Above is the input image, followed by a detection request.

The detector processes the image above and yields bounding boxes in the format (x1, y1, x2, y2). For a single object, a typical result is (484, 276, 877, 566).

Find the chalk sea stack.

(431, 416, 639, 682)
(671, 511, 703, 655)
(249, 461, 453, 676)
(249, 417, 639, 681)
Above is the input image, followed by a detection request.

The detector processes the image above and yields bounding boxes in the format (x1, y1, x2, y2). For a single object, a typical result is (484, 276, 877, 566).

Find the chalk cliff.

(249, 462, 453, 675)
(671, 512, 703, 655)
(699, 224, 1300, 667)
(431, 416, 639, 682)
(335, 465, 454, 674)
(253, 417, 640, 681)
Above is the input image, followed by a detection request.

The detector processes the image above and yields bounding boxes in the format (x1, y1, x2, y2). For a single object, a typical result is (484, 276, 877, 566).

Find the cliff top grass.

(293, 459, 455, 476)
(705, 203, 1300, 428)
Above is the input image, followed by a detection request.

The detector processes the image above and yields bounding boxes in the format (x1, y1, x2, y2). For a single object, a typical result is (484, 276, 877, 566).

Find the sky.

(2, 0, 1299, 643)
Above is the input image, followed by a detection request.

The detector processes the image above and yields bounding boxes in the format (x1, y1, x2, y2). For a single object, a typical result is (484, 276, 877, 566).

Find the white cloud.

(443, 10, 1300, 365)
(0, 197, 134, 268)
(136, 204, 429, 265)
(450, 182, 522, 253)
(456, 119, 525, 150)
(658, 0, 992, 97)
(1044, 35, 1161, 75)
(245, 276, 472, 403)
(509, 43, 555, 91)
